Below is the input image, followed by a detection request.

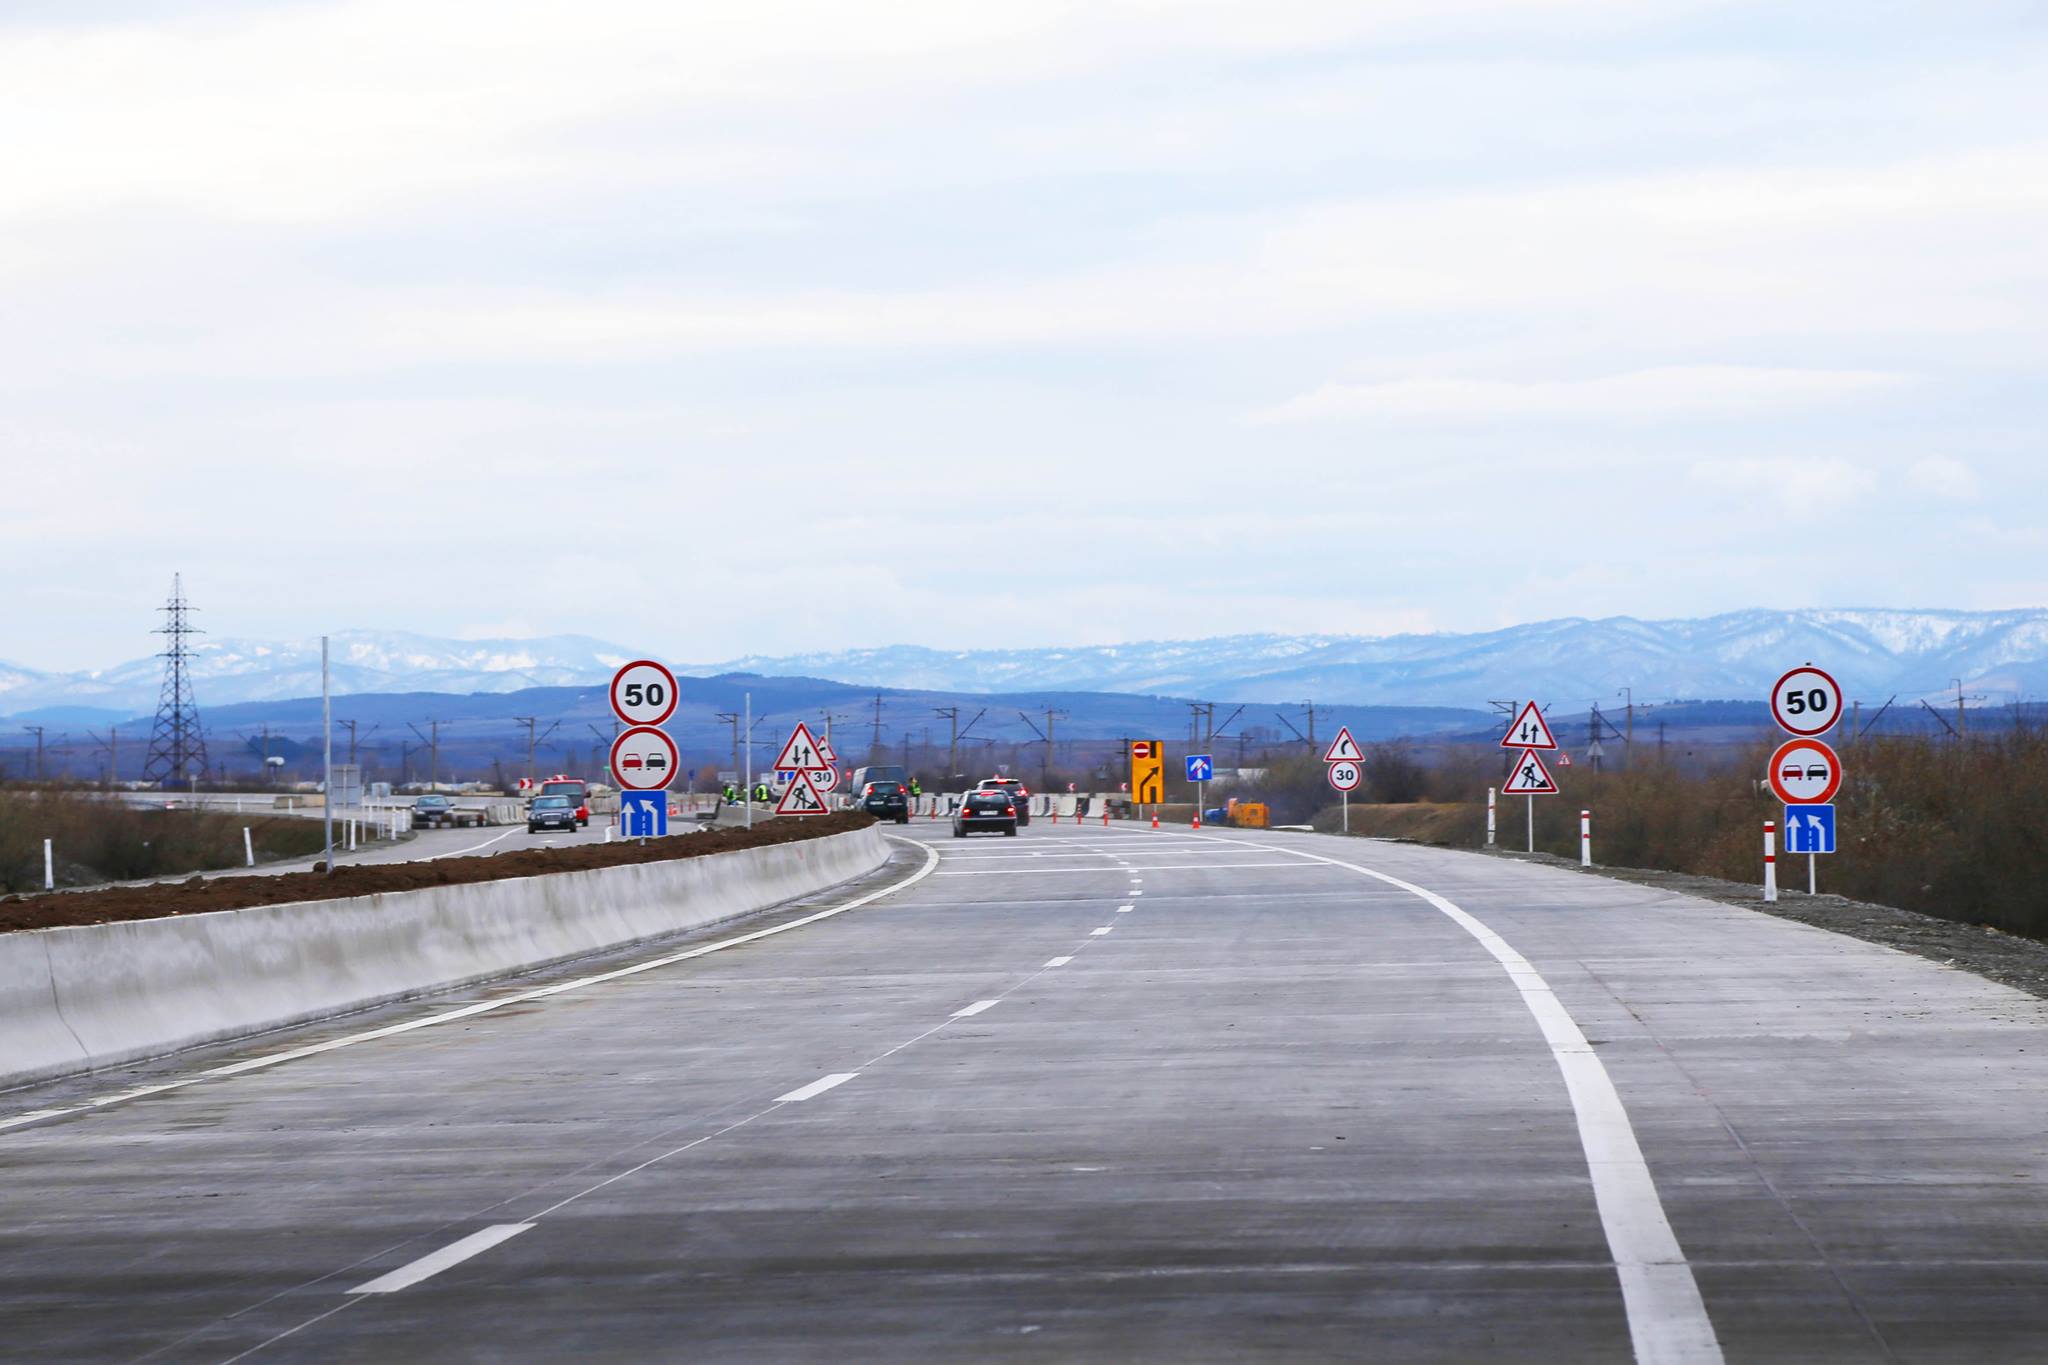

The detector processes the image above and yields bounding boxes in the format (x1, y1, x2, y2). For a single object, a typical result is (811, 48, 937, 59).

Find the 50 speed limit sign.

(1328, 760, 1362, 792)
(1771, 665, 1842, 737)
(610, 659, 679, 727)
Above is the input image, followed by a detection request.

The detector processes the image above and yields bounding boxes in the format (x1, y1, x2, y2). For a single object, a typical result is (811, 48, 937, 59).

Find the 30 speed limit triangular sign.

(1501, 748, 1558, 795)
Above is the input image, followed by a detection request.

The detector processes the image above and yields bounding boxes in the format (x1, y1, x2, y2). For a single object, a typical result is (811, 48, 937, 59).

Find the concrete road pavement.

(1, 821, 2043, 1361)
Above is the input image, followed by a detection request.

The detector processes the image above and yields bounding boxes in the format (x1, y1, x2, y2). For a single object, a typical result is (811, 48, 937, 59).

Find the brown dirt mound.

(0, 812, 879, 934)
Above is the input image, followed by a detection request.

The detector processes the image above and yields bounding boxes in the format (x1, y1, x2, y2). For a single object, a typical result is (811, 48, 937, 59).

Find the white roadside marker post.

(1580, 809, 1591, 867)
(1763, 820, 1778, 903)
(243, 827, 254, 867)
(1809, 851, 1817, 897)
(44, 838, 54, 891)
(1486, 786, 1496, 847)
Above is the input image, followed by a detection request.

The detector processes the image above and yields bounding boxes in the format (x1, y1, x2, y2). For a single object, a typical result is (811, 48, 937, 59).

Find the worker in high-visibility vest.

(752, 782, 770, 804)
(721, 783, 737, 803)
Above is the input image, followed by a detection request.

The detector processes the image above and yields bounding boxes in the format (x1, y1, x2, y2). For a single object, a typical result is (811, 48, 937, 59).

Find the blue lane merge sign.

(1185, 754, 1213, 782)
(621, 790, 669, 838)
(1784, 803, 1835, 855)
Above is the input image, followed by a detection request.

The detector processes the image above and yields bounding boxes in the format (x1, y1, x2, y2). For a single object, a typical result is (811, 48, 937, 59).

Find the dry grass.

(0, 790, 330, 892)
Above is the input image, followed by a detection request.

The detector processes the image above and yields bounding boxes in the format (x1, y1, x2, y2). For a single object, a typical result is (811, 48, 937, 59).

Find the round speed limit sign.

(1328, 760, 1362, 792)
(1770, 665, 1842, 737)
(610, 659, 679, 727)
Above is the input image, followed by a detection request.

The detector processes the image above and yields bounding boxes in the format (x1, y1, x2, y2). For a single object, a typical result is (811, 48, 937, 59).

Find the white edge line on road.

(348, 1224, 535, 1295)
(1044, 956, 1073, 967)
(1200, 830, 1723, 1365)
(775, 1072, 859, 1103)
(951, 999, 999, 1018)
(1, 836, 944, 1135)
(435, 828, 521, 860)
(933, 862, 1299, 875)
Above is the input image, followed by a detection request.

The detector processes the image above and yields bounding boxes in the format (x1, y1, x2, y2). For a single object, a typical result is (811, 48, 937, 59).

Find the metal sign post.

(1486, 787, 1496, 847)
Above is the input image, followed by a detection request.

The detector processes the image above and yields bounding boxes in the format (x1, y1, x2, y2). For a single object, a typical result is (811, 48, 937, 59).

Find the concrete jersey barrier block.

(0, 825, 888, 1090)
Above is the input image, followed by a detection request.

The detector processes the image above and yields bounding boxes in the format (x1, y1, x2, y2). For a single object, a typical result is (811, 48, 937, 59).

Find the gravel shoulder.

(1464, 844, 2048, 1001)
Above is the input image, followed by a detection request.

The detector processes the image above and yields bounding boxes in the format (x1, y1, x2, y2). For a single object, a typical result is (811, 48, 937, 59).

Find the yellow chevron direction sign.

(1130, 740, 1163, 804)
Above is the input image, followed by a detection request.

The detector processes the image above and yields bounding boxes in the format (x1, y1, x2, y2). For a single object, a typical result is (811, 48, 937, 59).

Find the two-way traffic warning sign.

(773, 722, 831, 773)
(1499, 702, 1558, 751)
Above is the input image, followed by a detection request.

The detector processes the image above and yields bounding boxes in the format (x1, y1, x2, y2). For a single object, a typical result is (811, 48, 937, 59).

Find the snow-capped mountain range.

(4, 610, 2046, 717)
(0, 631, 633, 718)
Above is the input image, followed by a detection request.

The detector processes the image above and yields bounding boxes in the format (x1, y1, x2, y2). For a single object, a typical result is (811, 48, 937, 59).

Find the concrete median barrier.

(0, 824, 889, 1089)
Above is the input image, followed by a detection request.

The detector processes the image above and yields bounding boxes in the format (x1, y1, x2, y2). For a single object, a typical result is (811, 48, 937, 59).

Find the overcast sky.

(5, 1, 2046, 669)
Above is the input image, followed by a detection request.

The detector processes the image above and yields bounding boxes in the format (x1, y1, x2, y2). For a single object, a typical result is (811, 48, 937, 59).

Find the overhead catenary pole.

(322, 636, 333, 875)
(744, 691, 753, 830)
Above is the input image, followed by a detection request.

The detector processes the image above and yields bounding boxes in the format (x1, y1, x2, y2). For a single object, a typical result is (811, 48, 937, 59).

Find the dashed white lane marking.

(934, 862, 1299, 876)
(1177, 829, 1723, 1365)
(1, 837, 943, 1136)
(775, 1072, 859, 1103)
(1117, 905, 1134, 913)
(1130, 890, 1143, 896)
(1044, 956, 1073, 968)
(1090, 927, 1112, 936)
(951, 999, 999, 1018)
(348, 1224, 535, 1295)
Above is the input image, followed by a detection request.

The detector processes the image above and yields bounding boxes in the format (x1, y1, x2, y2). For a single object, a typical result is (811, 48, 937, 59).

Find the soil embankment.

(0, 811, 877, 933)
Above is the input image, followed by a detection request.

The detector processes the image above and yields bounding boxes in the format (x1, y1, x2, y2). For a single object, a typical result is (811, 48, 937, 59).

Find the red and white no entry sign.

(1770, 665, 1842, 737)
(1328, 760, 1362, 792)
(610, 725, 679, 791)
(610, 660, 679, 727)
(1767, 737, 1842, 805)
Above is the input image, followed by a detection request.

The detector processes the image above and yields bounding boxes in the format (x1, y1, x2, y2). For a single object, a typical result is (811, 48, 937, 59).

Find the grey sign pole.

(322, 635, 333, 874)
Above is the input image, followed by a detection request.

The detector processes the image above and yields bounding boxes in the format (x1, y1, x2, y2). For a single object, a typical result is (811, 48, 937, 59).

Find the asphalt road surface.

(3, 822, 2044, 1362)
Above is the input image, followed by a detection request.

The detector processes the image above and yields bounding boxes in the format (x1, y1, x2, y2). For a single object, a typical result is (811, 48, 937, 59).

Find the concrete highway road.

(2, 822, 2044, 1361)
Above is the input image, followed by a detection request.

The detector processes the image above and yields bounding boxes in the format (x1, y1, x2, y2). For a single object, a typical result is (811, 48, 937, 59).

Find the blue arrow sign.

(1185, 754, 1213, 782)
(621, 790, 669, 838)
(1784, 803, 1835, 855)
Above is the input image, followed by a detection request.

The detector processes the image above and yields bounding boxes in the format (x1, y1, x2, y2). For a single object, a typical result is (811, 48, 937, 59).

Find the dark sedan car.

(975, 776, 1030, 826)
(860, 780, 911, 824)
(527, 794, 579, 834)
(952, 789, 1018, 837)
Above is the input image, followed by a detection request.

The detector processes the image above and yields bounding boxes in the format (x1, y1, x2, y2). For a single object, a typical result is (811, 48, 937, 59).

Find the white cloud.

(1905, 456, 1983, 502)
(1255, 366, 1914, 424)
(1686, 455, 1878, 504)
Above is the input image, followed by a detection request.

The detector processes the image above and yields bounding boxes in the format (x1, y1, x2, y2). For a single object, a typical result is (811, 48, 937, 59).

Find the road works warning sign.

(774, 769, 830, 815)
(1501, 748, 1559, 795)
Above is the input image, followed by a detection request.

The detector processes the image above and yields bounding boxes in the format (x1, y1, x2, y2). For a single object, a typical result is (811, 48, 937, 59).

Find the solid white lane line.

(1, 837, 943, 1135)
(1045, 956, 1073, 967)
(1206, 833, 1723, 1365)
(434, 828, 520, 859)
(348, 1224, 535, 1294)
(775, 1072, 859, 1103)
(1090, 927, 1112, 936)
(951, 999, 999, 1018)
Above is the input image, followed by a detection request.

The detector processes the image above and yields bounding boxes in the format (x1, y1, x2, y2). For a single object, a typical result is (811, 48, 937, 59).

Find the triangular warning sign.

(1498, 702, 1558, 751)
(817, 734, 839, 765)
(772, 722, 831, 772)
(1322, 726, 1364, 764)
(1557, 751, 1573, 768)
(1501, 748, 1559, 795)
(774, 769, 830, 815)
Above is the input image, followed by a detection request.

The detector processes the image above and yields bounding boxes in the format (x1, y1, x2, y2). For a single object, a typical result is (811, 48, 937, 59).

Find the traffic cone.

(1102, 807, 1109, 826)
(1050, 808, 1058, 824)
(1151, 810, 1159, 829)
(1192, 812, 1201, 830)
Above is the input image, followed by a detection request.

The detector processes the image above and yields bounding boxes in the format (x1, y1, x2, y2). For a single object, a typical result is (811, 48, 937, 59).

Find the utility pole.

(513, 716, 560, 787)
(87, 727, 118, 787)
(870, 692, 885, 761)
(936, 707, 958, 781)
(1953, 678, 1967, 738)
(715, 712, 740, 785)
(408, 720, 445, 791)
(23, 726, 45, 782)
(1017, 707, 1067, 791)
(1618, 687, 1634, 748)
(334, 719, 379, 770)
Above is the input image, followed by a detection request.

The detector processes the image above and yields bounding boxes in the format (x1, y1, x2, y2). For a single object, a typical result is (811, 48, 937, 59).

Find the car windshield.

(418, 797, 449, 806)
(541, 782, 583, 795)
(533, 797, 570, 809)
